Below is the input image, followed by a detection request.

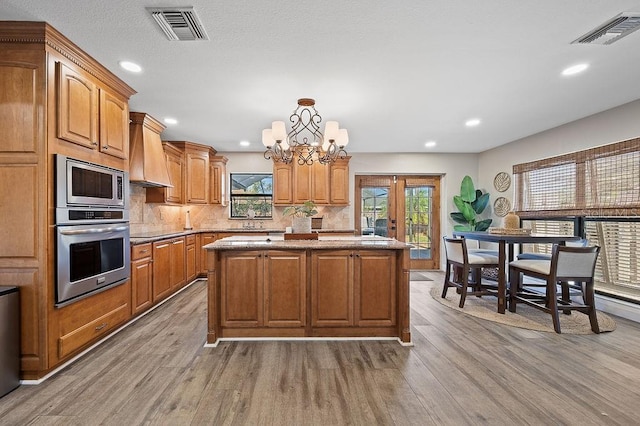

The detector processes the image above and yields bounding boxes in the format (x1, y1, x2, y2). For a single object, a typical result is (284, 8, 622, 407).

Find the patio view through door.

(355, 175, 441, 270)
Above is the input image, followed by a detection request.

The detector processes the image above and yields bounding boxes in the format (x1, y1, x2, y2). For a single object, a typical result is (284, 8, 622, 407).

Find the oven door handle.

(59, 225, 129, 235)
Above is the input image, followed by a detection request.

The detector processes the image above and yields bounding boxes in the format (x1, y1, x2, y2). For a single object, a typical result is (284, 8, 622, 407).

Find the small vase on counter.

(503, 211, 520, 229)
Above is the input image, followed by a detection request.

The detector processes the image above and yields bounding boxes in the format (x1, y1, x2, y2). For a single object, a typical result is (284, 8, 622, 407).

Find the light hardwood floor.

(2, 272, 640, 425)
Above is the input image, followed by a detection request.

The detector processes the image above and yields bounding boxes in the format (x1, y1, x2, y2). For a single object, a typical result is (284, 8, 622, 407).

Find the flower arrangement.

(282, 200, 318, 218)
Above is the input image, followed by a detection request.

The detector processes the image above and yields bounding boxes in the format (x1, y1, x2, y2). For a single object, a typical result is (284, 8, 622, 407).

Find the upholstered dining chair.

(442, 237, 500, 308)
(508, 244, 601, 333)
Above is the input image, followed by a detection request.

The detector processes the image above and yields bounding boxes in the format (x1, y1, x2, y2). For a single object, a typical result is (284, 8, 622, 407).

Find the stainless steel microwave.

(56, 155, 129, 224)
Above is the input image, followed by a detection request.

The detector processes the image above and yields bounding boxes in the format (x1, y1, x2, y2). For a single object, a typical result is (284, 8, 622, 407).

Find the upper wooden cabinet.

(57, 62, 129, 159)
(273, 156, 350, 206)
(145, 141, 226, 205)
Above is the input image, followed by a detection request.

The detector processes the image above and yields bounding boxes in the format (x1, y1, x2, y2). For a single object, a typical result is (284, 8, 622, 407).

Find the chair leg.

(459, 266, 470, 308)
(582, 282, 600, 334)
(560, 281, 572, 315)
(508, 268, 519, 313)
(548, 279, 561, 333)
(442, 262, 451, 299)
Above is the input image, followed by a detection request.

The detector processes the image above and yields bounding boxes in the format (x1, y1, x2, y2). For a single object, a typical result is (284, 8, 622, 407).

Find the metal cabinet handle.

(95, 322, 108, 331)
(102, 145, 108, 150)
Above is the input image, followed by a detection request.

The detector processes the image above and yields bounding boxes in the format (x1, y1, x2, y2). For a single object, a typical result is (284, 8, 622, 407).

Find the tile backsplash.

(129, 184, 351, 235)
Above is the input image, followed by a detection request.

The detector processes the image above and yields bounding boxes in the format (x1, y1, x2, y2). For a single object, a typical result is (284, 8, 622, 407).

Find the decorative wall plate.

(493, 197, 511, 217)
(493, 172, 511, 192)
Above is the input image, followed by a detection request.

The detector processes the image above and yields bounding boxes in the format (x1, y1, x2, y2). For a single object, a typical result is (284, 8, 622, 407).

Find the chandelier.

(262, 98, 349, 165)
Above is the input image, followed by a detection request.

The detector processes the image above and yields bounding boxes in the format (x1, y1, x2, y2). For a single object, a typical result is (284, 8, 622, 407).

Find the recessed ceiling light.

(562, 63, 589, 76)
(425, 141, 437, 148)
(163, 117, 178, 125)
(239, 141, 250, 147)
(465, 118, 481, 127)
(119, 61, 142, 73)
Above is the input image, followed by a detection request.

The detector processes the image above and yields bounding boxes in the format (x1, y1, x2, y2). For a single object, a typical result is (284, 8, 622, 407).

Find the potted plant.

(450, 175, 492, 231)
(283, 200, 318, 233)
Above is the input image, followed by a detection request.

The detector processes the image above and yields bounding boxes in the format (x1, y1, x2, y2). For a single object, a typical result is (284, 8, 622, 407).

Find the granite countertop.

(204, 235, 410, 250)
(130, 228, 356, 245)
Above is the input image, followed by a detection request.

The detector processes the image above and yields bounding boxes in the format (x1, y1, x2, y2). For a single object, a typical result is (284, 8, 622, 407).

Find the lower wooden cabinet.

(152, 239, 172, 303)
(199, 232, 217, 275)
(220, 250, 306, 327)
(311, 249, 396, 327)
(186, 235, 197, 283)
(131, 243, 153, 315)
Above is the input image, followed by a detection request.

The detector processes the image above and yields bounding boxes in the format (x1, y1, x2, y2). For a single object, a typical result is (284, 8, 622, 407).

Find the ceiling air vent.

(572, 12, 640, 45)
(147, 7, 209, 41)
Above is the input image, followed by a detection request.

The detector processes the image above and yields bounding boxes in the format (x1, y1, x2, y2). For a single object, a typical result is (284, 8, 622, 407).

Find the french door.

(355, 175, 441, 270)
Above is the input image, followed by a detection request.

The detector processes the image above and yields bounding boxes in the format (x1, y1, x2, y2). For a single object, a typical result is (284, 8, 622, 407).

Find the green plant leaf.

(460, 175, 476, 203)
(475, 219, 493, 231)
(454, 224, 472, 232)
(459, 202, 476, 222)
(450, 212, 468, 224)
(472, 192, 490, 214)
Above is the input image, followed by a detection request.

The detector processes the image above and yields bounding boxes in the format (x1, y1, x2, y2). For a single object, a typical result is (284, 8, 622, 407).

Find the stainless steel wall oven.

(55, 155, 130, 307)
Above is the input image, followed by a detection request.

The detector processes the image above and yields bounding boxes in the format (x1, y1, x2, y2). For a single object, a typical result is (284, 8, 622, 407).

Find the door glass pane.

(360, 187, 388, 236)
(405, 186, 432, 260)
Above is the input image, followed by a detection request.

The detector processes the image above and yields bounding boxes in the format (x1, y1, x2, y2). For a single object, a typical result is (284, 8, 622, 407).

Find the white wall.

(477, 98, 640, 225)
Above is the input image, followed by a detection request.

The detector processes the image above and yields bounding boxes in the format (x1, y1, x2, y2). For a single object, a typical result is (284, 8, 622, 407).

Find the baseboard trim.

(596, 294, 640, 323)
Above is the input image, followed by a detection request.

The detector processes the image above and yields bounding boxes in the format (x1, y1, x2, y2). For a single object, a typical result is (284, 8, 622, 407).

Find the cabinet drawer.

(58, 302, 130, 358)
(186, 234, 196, 245)
(132, 243, 152, 260)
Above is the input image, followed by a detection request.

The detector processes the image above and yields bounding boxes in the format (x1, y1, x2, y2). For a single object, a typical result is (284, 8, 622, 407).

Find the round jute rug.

(431, 285, 616, 334)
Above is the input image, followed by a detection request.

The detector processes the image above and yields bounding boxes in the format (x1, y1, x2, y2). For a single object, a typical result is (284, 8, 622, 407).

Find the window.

(513, 138, 640, 302)
(229, 173, 273, 219)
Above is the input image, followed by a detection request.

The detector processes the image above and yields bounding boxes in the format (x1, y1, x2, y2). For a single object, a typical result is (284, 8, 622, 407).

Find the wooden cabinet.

(152, 240, 172, 302)
(170, 237, 186, 290)
(311, 250, 354, 327)
(199, 232, 217, 275)
(57, 62, 129, 159)
(354, 250, 397, 326)
(145, 141, 227, 205)
(145, 142, 184, 204)
(273, 162, 294, 205)
(186, 235, 197, 282)
(220, 250, 306, 328)
(210, 154, 228, 205)
(0, 22, 135, 379)
(273, 157, 350, 206)
(311, 249, 396, 327)
(330, 158, 350, 205)
(131, 243, 153, 315)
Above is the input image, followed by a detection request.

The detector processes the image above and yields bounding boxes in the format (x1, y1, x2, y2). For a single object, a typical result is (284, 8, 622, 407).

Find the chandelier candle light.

(262, 98, 349, 165)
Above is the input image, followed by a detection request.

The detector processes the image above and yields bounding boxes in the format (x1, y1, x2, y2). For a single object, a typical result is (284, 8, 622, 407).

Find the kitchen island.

(204, 236, 412, 346)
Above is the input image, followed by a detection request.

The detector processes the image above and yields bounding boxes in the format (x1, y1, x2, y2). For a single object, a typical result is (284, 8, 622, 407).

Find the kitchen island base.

(205, 237, 412, 346)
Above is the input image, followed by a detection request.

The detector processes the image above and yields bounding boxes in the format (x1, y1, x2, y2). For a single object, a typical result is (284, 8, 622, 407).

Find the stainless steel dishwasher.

(0, 286, 20, 397)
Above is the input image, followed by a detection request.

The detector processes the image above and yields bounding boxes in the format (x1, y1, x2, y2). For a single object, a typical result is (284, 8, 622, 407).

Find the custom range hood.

(129, 112, 172, 187)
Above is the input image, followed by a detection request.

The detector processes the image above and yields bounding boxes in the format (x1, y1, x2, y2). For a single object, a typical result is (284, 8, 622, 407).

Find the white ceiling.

(3, 1, 640, 154)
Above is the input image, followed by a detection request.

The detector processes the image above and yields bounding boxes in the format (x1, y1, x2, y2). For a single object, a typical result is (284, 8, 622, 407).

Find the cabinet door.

(57, 62, 98, 149)
(152, 241, 172, 302)
(355, 250, 397, 326)
(264, 250, 306, 327)
(99, 89, 129, 159)
(311, 250, 353, 327)
(311, 161, 330, 204)
(200, 233, 216, 275)
(293, 162, 312, 203)
(209, 156, 227, 205)
(186, 241, 197, 282)
(165, 148, 184, 203)
(185, 149, 209, 204)
(273, 162, 293, 205)
(221, 251, 263, 327)
(170, 237, 186, 290)
(330, 158, 349, 205)
(131, 257, 153, 315)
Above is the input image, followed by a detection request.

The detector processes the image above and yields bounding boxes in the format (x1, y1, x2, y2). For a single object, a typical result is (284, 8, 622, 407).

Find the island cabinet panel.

(264, 251, 307, 327)
(220, 251, 264, 327)
(131, 243, 153, 315)
(152, 240, 172, 302)
(311, 250, 354, 327)
(354, 251, 397, 326)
